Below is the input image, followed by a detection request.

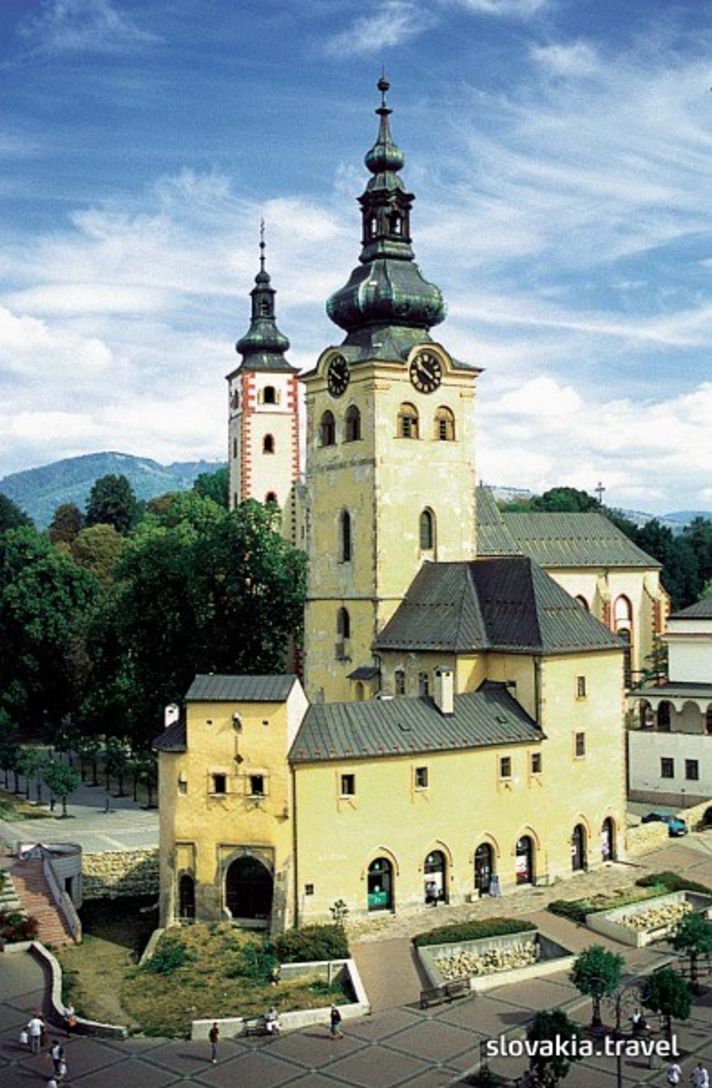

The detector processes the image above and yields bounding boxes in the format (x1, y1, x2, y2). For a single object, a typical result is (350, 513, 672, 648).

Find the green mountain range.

(0, 452, 226, 527)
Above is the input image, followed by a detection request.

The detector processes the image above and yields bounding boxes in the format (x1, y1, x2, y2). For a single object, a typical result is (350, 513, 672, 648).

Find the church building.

(156, 79, 628, 934)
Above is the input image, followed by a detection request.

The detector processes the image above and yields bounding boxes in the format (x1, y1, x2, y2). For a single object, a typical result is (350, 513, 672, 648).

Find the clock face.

(327, 354, 350, 397)
(410, 351, 442, 394)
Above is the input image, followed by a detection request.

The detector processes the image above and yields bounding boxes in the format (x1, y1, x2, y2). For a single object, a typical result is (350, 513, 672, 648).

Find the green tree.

(570, 945, 624, 1028)
(0, 528, 100, 732)
(641, 967, 691, 1043)
(135, 750, 158, 808)
(634, 520, 700, 610)
(76, 734, 102, 786)
(531, 487, 600, 513)
(526, 1008, 583, 1086)
(16, 748, 44, 801)
(71, 523, 123, 585)
(85, 474, 139, 535)
(104, 737, 129, 796)
(48, 503, 84, 545)
(193, 466, 229, 508)
(0, 493, 33, 532)
(683, 517, 712, 588)
(702, 579, 712, 600)
(671, 912, 712, 993)
(0, 709, 20, 790)
(43, 760, 81, 817)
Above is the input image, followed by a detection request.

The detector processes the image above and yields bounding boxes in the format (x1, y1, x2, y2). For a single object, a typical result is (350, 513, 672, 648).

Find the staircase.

(10, 859, 76, 947)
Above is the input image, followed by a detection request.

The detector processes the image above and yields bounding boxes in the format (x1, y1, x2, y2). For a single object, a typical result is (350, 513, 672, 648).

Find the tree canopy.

(48, 502, 84, 545)
(570, 945, 624, 1027)
(193, 466, 229, 508)
(0, 493, 33, 532)
(85, 473, 140, 534)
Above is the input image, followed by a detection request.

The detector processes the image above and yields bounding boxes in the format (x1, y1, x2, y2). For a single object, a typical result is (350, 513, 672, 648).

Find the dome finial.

(377, 69, 390, 109)
(259, 218, 266, 274)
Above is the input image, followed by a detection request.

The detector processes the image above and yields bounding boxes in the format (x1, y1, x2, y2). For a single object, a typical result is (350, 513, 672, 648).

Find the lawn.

(0, 788, 48, 821)
(57, 907, 352, 1038)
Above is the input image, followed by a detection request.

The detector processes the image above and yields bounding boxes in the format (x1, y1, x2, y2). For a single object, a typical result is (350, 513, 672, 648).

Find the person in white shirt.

(27, 1015, 44, 1055)
(667, 1063, 682, 1086)
(691, 1062, 710, 1088)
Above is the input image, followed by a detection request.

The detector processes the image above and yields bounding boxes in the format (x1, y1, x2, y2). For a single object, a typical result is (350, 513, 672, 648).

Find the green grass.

(0, 789, 48, 821)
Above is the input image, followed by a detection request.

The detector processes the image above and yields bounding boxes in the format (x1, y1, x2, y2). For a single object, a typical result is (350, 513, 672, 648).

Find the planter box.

(191, 957, 369, 1039)
(586, 891, 712, 948)
(416, 929, 575, 995)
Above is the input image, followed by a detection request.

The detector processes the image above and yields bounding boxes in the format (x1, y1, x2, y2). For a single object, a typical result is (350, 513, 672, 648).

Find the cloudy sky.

(1, 0, 711, 514)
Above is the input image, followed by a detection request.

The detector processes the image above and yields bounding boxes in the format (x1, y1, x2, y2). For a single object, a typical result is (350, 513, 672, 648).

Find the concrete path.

(352, 938, 426, 1011)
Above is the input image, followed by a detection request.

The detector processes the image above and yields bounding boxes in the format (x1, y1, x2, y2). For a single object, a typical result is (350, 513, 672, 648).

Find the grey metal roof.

(671, 598, 712, 620)
(185, 674, 298, 703)
(632, 682, 712, 700)
(475, 487, 659, 569)
(347, 665, 380, 680)
(375, 556, 623, 655)
(153, 717, 187, 753)
(290, 681, 541, 763)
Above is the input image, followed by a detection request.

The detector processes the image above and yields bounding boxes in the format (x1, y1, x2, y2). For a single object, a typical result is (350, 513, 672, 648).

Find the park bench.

(419, 979, 471, 1009)
(241, 1017, 276, 1037)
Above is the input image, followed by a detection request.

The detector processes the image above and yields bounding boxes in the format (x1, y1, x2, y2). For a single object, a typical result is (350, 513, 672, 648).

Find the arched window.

(614, 595, 632, 626)
(571, 824, 587, 871)
(345, 405, 361, 442)
(263, 434, 275, 454)
(424, 850, 447, 904)
(419, 508, 435, 551)
(263, 385, 276, 404)
(265, 492, 277, 505)
(336, 607, 351, 640)
(340, 510, 352, 562)
(575, 595, 589, 611)
(178, 873, 195, 921)
(657, 701, 672, 731)
(434, 406, 455, 441)
(397, 402, 419, 439)
(319, 411, 336, 447)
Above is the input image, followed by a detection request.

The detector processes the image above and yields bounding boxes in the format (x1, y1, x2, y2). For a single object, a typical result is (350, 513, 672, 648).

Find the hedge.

(273, 924, 350, 964)
(548, 872, 712, 925)
(412, 917, 536, 948)
(637, 872, 712, 896)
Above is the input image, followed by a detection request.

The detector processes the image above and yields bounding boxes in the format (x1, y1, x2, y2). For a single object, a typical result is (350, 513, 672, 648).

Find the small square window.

(211, 773, 227, 795)
(178, 779, 188, 795)
(249, 775, 265, 797)
(576, 676, 587, 698)
(686, 760, 699, 781)
(340, 773, 355, 797)
(575, 733, 586, 758)
(660, 757, 674, 779)
(531, 752, 542, 774)
(415, 766, 429, 789)
(499, 756, 512, 779)
(304, 883, 314, 896)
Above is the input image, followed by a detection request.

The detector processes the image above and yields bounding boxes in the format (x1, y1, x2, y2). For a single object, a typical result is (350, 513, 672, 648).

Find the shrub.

(274, 924, 350, 964)
(637, 872, 712, 896)
(227, 938, 279, 982)
(143, 934, 196, 975)
(0, 911, 39, 942)
(412, 917, 535, 948)
(547, 900, 588, 923)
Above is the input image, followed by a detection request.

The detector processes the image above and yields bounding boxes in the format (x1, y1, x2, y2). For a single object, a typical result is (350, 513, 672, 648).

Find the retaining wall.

(586, 890, 712, 948)
(416, 929, 576, 995)
(626, 821, 669, 856)
(82, 848, 159, 899)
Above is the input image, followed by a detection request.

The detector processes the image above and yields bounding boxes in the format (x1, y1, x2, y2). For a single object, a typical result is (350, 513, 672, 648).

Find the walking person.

(667, 1061, 682, 1086)
(64, 1002, 77, 1037)
(27, 1013, 44, 1055)
(208, 1021, 219, 1064)
(50, 1040, 65, 1075)
(691, 1063, 710, 1088)
(329, 1004, 343, 1040)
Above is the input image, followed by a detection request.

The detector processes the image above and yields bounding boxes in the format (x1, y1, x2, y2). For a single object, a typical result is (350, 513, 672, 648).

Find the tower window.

(319, 410, 336, 447)
(370, 216, 378, 237)
(418, 671, 430, 696)
(233, 437, 238, 458)
(263, 385, 276, 404)
(434, 406, 455, 441)
(395, 669, 405, 695)
(249, 774, 265, 796)
(260, 300, 270, 316)
(340, 510, 352, 562)
(263, 434, 275, 454)
(390, 212, 401, 235)
(397, 403, 419, 439)
(265, 492, 277, 505)
(337, 607, 351, 640)
(419, 508, 435, 551)
(211, 773, 227, 795)
(345, 405, 361, 442)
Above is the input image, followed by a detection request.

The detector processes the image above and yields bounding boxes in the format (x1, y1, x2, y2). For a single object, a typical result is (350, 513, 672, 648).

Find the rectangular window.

(395, 670, 406, 695)
(575, 732, 586, 758)
(211, 773, 227, 795)
(340, 773, 355, 797)
(415, 766, 429, 789)
(418, 671, 430, 696)
(660, 757, 674, 779)
(531, 752, 542, 774)
(576, 676, 587, 698)
(304, 883, 314, 896)
(178, 779, 188, 795)
(249, 774, 265, 796)
(685, 760, 699, 781)
(499, 756, 512, 779)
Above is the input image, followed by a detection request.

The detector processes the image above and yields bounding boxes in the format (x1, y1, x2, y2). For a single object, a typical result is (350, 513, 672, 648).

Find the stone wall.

(626, 821, 668, 856)
(82, 848, 159, 900)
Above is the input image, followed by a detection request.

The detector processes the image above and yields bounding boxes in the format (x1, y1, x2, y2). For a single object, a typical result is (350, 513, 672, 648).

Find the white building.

(628, 598, 712, 805)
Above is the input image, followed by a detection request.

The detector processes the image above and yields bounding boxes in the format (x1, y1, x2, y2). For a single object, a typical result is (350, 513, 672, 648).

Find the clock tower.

(302, 78, 479, 703)
(227, 228, 300, 525)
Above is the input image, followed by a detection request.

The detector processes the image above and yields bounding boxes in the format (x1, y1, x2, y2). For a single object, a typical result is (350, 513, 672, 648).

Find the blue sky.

(1, 0, 711, 514)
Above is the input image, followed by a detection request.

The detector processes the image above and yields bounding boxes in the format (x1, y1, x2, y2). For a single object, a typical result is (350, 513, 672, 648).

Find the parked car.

(640, 812, 688, 836)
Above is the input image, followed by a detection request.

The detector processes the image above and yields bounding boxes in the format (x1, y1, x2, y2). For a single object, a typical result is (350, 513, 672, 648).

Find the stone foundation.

(83, 848, 159, 899)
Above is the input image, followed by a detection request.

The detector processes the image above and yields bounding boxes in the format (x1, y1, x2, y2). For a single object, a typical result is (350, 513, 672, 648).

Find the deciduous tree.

(43, 761, 81, 817)
(526, 1009, 582, 1086)
(85, 474, 139, 535)
(48, 503, 84, 545)
(641, 967, 691, 1043)
(570, 945, 624, 1028)
(671, 912, 712, 993)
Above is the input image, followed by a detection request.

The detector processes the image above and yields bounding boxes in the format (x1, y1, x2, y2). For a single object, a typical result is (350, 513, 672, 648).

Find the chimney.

(164, 703, 180, 727)
(433, 666, 454, 715)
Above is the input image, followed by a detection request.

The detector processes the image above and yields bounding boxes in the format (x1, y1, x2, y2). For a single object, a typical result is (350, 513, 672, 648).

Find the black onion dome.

(235, 229, 297, 373)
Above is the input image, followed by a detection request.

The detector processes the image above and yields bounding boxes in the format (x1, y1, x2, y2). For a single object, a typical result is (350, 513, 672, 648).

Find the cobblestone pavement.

(2, 836, 712, 1087)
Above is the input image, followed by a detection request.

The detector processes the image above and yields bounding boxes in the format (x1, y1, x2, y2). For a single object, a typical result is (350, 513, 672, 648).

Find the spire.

(326, 76, 446, 349)
(235, 224, 297, 373)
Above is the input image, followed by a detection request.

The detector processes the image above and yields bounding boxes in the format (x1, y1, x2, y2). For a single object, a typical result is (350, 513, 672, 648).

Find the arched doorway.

(474, 842, 494, 896)
(424, 850, 447, 904)
(367, 857, 393, 911)
(515, 836, 534, 885)
(601, 817, 615, 862)
(178, 873, 195, 921)
(571, 824, 587, 871)
(225, 856, 273, 921)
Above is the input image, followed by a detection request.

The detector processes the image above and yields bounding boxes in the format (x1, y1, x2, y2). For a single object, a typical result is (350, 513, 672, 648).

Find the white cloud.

(530, 41, 601, 77)
(17, 0, 158, 55)
(0, 304, 112, 376)
(324, 1, 432, 57)
(453, 0, 549, 16)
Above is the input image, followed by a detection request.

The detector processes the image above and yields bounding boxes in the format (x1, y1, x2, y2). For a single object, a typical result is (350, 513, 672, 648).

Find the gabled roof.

(185, 674, 298, 703)
(375, 556, 623, 655)
(153, 715, 187, 753)
(475, 486, 659, 569)
(670, 598, 712, 620)
(290, 681, 541, 763)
